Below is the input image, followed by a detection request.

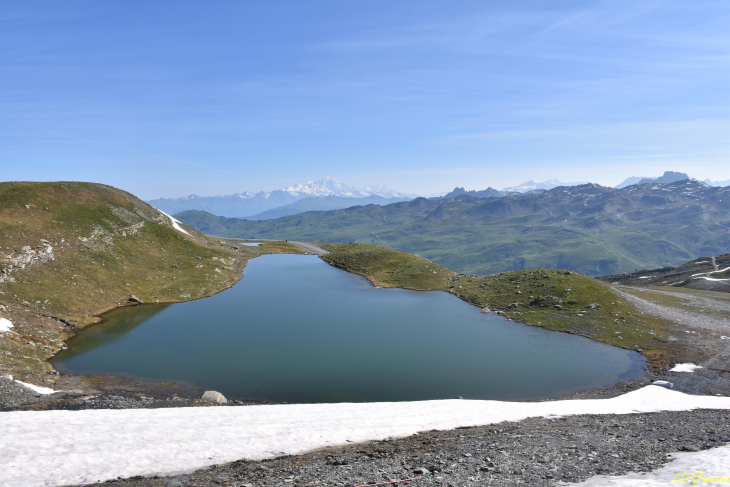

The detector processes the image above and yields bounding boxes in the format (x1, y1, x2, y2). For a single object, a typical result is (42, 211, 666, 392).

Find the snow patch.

(14, 380, 55, 394)
(0, 317, 13, 333)
(568, 445, 730, 486)
(2, 386, 730, 486)
(670, 363, 703, 373)
(157, 210, 191, 236)
(709, 266, 730, 275)
(694, 276, 730, 283)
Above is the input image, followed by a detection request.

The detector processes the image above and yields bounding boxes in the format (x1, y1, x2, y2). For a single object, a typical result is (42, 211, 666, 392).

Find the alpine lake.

(53, 254, 645, 403)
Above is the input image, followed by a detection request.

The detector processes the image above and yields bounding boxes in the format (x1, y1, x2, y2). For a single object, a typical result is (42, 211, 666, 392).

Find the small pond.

(53, 255, 645, 403)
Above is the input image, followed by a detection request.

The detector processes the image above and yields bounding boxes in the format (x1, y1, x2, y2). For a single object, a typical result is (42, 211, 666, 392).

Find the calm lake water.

(53, 255, 645, 403)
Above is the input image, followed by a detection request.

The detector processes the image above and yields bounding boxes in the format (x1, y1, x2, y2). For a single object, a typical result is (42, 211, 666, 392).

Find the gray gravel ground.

(82, 408, 730, 487)
(615, 286, 730, 332)
(613, 286, 730, 397)
(0, 375, 49, 408)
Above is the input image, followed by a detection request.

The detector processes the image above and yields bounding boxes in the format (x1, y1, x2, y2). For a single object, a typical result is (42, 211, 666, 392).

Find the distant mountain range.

(502, 179, 588, 193)
(147, 177, 416, 218)
(613, 171, 724, 189)
(705, 178, 730, 187)
(149, 171, 730, 221)
(249, 195, 411, 220)
(176, 179, 730, 277)
(437, 187, 512, 199)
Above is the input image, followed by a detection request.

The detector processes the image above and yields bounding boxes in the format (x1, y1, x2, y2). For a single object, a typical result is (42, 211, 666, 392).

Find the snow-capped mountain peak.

(282, 177, 359, 197)
(503, 179, 588, 193)
(146, 178, 415, 218)
(280, 177, 412, 198)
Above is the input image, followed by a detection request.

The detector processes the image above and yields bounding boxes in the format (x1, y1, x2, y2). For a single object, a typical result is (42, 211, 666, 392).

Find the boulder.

(201, 390, 227, 404)
(653, 380, 673, 389)
(129, 295, 143, 304)
(480, 307, 491, 313)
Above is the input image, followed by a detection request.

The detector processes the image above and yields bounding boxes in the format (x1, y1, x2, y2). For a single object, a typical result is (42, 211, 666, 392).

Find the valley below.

(2, 182, 730, 487)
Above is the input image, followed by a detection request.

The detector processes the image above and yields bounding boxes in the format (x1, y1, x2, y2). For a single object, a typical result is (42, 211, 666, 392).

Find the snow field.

(2, 386, 730, 486)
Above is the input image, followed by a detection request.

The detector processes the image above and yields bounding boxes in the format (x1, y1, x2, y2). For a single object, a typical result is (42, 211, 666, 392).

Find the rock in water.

(480, 307, 491, 313)
(201, 390, 227, 404)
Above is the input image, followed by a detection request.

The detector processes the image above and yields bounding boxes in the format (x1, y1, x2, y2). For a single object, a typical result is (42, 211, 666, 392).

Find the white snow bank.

(695, 276, 730, 283)
(2, 386, 730, 487)
(569, 445, 730, 486)
(0, 317, 13, 332)
(670, 363, 703, 373)
(157, 210, 191, 236)
(14, 379, 55, 395)
(709, 266, 730, 275)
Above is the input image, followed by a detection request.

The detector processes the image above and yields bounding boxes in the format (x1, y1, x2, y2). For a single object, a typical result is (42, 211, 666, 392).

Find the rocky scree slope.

(176, 179, 730, 277)
(0, 181, 253, 388)
(599, 253, 730, 293)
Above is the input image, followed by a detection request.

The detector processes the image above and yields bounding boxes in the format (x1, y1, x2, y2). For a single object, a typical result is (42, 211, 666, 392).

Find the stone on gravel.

(201, 390, 227, 404)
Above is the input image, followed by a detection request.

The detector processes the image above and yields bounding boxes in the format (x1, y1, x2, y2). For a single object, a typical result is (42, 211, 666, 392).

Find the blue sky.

(2, 1, 729, 198)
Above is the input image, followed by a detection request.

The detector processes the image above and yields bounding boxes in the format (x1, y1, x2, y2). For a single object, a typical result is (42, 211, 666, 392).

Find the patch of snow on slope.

(14, 380, 55, 395)
(0, 317, 13, 333)
(567, 445, 730, 486)
(2, 386, 730, 487)
(157, 210, 191, 236)
(670, 363, 703, 373)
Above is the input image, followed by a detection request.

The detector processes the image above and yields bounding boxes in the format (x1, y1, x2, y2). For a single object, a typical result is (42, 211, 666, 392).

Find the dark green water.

(53, 254, 645, 403)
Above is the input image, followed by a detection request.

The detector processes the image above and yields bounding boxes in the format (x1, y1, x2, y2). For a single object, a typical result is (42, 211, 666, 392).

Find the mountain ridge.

(248, 194, 411, 220)
(147, 177, 415, 218)
(177, 179, 730, 277)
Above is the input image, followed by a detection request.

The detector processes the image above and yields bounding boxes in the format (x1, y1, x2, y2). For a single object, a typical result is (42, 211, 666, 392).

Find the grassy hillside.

(0, 182, 303, 385)
(323, 244, 678, 367)
(177, 180, 730, 277)
(249, 195, 411, 220)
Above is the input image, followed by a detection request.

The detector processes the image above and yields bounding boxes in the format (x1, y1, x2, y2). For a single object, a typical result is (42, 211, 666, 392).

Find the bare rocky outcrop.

(0, 240, 55, 283)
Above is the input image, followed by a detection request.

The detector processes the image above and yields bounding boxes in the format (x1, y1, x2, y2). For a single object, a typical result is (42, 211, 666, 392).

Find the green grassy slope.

(177, 180, 730, 277)
(323, 244, 678, 368)
(0, 182, 303, 384)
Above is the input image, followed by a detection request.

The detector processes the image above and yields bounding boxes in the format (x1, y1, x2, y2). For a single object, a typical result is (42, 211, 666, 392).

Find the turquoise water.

(53, 255, 645, 403)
